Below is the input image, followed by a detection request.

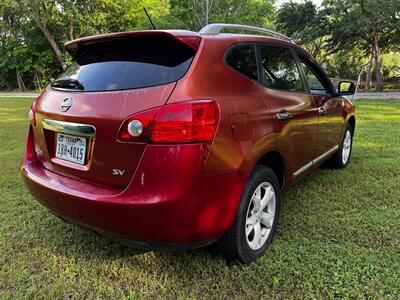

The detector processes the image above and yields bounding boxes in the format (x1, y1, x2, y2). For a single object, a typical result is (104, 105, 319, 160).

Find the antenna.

(143, 8, 156, 30)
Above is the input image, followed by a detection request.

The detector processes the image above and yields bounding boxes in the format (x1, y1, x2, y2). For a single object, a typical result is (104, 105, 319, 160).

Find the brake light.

(150, 100, 218, 143)
(117, 100, 219, 143)
(178, 36, 201, 51)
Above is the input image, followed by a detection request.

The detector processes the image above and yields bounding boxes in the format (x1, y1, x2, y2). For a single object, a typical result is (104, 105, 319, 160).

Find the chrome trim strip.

(199, 23, 293, 42)
(293, 161, 313, 177)
(293, 145, 339, 177)
(313, 145, 339, 164)
(42, 119, 96, 138)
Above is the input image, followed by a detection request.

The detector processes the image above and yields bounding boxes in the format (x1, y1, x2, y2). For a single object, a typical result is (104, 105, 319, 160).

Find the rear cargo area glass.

(55, 35, 195, 92)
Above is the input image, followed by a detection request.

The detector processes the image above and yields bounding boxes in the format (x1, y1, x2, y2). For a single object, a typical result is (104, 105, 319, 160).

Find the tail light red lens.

(150, 100, 218, 143)
(117, 100, 219, 143)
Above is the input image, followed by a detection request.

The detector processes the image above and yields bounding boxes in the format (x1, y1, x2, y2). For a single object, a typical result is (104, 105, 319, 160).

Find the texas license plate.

(55, 133, 86, 165)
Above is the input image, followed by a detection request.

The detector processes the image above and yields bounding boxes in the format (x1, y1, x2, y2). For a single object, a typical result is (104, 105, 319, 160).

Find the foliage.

(323, 47, 367, 79)
(322, 0, 400, 91)
(1, 0, 400, 91)
(277, 0, 400, 91)
(276, 1, 325, 58)
(0, 0, 171, 90)
(382, 52, 400, 78)
(1, 97, 400, 298)
(323, 0, 400, 53)
(0, 0, 276, 90)
(158, 0, 276, 31)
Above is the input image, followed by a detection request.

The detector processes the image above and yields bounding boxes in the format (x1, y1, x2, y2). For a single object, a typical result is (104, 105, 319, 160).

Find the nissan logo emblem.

(60, 97, 73, 112)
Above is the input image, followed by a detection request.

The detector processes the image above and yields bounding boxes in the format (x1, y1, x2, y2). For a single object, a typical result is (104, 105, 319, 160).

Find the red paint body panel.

(21, 30, 356, 247)
(22, 126, 247, 242)
(33, 83, 175, 187)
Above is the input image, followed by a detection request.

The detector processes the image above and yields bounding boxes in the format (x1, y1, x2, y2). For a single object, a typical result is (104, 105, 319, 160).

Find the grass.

(1, 97, 399, 299)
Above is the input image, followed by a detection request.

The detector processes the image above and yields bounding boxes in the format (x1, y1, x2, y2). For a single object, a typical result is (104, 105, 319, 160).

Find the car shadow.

(30, 210, 226, 265)
(29, 167, 327, 271)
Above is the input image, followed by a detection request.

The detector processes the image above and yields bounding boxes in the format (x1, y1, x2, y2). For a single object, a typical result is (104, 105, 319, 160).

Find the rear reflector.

(117, 100, 219, 143)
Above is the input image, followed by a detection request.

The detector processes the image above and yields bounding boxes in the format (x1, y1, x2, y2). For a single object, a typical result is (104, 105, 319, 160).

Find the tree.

(159, 0, 276, 31)
(16, 0, 68, 71)
(323, 0, 400, 91)
(80, 0, 170, 33)
(276, 1, 325, 59)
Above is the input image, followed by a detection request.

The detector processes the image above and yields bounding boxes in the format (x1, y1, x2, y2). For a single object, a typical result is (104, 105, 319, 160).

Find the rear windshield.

(52, 35, 196, 92)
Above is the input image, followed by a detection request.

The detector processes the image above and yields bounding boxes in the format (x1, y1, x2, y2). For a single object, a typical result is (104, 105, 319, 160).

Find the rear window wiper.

(51, 78, 85, 90)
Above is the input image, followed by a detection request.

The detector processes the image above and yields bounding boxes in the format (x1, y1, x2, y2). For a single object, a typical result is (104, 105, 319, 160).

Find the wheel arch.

(348, 115, 356, 133)
(255, 151, 286, 191)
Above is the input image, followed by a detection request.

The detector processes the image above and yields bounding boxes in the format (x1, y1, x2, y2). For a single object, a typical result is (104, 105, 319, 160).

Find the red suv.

(21, 24, 356, 263)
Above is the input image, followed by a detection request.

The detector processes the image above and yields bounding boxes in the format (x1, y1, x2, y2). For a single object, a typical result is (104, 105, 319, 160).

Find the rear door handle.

(318, 107, 328, 115)
(276, 110, 293, 121)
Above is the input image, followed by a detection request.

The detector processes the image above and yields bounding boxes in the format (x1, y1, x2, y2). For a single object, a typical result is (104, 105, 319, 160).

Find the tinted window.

(225, 44, 258, 81)
(298, 54, 330, 95)
(53, 35, 195, 92)
(259, 45, 305, 92)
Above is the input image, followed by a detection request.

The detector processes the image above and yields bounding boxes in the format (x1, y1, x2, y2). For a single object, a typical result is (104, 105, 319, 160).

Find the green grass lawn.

(1, 97, 399, 299)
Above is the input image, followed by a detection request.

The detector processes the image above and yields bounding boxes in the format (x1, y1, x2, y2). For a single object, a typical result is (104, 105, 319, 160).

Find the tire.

(328, 123, 354, 169)
(217, 165, 281, 264)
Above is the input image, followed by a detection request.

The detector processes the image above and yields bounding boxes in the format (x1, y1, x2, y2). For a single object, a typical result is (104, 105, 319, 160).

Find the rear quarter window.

(53, 35, 196, 92)
(259, 45, 305, 93)
(225, 44, 258, 81)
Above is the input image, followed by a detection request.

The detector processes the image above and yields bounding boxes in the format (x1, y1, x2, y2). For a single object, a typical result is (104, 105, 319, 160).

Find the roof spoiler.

(65, 30, 202, 56)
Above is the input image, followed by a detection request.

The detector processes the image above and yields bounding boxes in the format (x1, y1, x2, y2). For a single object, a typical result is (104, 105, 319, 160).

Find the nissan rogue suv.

(21, 24, 356, 264)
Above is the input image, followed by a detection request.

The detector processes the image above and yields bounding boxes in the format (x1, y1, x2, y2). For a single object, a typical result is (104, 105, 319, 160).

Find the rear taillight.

(117, 109, 158, 142)
(117, 100, 219, 143)
(150, 100, 218, 143)
(29, 98, 38, 126)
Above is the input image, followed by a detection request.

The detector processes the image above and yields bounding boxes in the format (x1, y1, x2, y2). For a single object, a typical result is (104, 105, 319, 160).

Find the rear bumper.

(21, 128, 248, 246)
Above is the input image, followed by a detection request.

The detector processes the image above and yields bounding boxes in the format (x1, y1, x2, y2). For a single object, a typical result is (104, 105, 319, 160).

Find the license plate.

(55, 133, 86, 165)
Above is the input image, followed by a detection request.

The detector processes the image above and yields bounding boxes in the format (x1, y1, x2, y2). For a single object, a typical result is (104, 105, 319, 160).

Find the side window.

(259, 45, 305, 92)
(225, 44, 258, 81)
(298, 54, 328, 95)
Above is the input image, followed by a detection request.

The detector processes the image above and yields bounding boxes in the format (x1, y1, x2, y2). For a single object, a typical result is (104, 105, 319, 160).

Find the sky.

(277, 0, 323, 7)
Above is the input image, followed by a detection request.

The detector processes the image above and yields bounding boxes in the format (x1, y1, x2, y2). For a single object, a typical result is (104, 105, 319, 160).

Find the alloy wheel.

(342, 129, 352, 164)
(245, 182, 276, 250)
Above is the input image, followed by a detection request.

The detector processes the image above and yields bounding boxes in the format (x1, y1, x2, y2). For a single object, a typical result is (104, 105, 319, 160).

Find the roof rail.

(199, 23, 293, 42)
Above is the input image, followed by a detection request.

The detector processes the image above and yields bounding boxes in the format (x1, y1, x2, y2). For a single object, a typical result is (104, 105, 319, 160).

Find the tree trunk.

(372, 36, 384, 92)
(366, 57, 373, 91)
(205, 0, 213, 25)
(69, 20, 74, 41)
(16, 70, 26, 92)
(33, 71, 41, 91)
(34, 15, 67, 71)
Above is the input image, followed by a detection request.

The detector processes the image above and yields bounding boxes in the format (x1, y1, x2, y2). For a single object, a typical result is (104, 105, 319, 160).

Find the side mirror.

(338, 81, 356, 95)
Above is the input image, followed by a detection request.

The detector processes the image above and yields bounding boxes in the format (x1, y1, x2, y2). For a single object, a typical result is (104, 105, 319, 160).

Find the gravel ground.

(355, 92, 400, 99)
(1, 91, 400, 99)
(0, 92, 40, 98)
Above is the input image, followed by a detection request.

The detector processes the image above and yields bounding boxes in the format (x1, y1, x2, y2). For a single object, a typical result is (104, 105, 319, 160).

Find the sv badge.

(112, 169, 125, 176)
